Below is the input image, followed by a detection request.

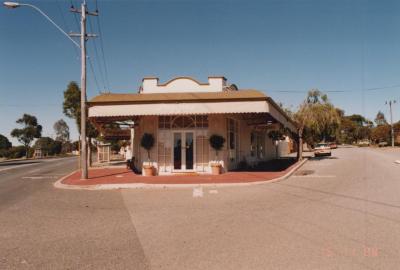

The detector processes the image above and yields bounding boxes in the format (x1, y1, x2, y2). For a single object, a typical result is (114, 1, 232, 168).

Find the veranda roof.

(88, 90, 297, 132)
(89, 89, 266, 104)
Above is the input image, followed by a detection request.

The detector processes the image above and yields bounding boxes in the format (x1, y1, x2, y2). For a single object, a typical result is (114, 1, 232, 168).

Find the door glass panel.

(185, 132, 194, 170)
(174, 133, 182, 170)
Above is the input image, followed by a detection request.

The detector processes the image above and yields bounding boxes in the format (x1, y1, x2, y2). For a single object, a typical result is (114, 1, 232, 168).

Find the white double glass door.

(173, 131, 194, 171)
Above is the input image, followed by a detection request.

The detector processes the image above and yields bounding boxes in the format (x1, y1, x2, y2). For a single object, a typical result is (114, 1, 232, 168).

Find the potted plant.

(140, 133, 155, 176)
(209, 134, 225, 175)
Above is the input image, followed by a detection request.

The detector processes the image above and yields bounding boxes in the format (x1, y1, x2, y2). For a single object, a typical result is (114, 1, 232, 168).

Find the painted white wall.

(141, 77, 227, 93)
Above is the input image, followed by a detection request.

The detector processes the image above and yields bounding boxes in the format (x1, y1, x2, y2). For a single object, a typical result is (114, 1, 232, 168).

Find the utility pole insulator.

(69, 33, 98, 38)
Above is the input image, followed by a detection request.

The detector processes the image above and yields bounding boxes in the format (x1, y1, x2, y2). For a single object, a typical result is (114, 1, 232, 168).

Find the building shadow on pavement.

(309, 156, 339, 161)
(233, 157, 297, 172)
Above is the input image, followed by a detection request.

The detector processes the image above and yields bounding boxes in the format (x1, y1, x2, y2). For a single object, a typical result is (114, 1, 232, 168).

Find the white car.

(314, 143, 332, 157)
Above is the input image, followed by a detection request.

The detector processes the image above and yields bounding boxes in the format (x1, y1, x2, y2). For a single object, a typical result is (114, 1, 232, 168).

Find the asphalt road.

(1, 147, 400, 269)
(0, 158, 149, 270)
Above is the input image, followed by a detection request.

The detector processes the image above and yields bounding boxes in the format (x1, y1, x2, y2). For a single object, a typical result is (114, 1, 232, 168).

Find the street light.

(3, 2, 80, 48)
(3, 1, 19, 8)
(4, 1, 90, 179)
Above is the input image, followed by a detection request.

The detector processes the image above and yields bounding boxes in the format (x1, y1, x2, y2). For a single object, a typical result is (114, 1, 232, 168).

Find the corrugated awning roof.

(88, 89, 267, 104)
(88, 89, 298, 132)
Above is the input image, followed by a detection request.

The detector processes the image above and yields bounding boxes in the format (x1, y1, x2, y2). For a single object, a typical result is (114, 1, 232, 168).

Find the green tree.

(34, 137, 63, 156)
(347, 114, 367, 126)
(63, 81, 99, 164)
(294, 89, 340, 159)
(63, 82, 81, 125)
(209, 134, 225, 159)
(10, 114, 42, 158)
(0, 134, 12, 150)
(140, 133, 155, 161)
(339, 114, 372, 144)
(7, 146, 27, 159)
(371, 125, 391, 144)
(63, 82, 98, 137)
(53, 119, 70, 142)
(0, 134, 12, 158)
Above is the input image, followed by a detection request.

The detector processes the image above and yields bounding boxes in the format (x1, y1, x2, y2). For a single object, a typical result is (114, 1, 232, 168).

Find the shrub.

(7, 146, 27, 159)
(34, 137, 63, 156)
(0, 149, 9, 158)
(209, 134, 225, 159)
(140, 133, 155, 161)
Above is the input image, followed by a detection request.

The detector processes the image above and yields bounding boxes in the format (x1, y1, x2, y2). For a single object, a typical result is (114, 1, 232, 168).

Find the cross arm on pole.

(69, 33, 98, 38)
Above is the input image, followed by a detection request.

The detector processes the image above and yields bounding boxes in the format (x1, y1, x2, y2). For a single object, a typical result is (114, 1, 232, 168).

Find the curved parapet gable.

(141, 76, 227, 93)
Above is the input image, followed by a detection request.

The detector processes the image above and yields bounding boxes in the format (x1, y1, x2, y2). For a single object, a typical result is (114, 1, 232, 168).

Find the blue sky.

(1, 0, 399, 145)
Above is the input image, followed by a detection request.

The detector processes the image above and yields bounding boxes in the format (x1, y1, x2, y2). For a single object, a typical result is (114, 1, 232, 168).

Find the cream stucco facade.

(88, 76, 297, 175)
(132, 114, 283, 175)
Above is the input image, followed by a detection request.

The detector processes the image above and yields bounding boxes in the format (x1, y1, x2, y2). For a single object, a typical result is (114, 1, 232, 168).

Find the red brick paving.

(62, 162, 298, 186)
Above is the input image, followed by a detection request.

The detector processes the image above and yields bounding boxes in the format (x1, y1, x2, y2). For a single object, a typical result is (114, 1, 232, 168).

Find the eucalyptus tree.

(53, 119, 70, 142)
(63, 81, 99, 165)
(10, 114, 42, 158)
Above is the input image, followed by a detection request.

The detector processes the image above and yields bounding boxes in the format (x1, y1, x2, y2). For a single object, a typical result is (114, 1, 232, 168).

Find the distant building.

(33, 147, 46, 159)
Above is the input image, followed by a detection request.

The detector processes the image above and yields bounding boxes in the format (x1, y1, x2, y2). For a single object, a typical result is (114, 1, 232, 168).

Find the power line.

(69, 1, 102, 94)
(88, 55, 102, 93)
(364, 84, 400, 92)
(94, 0, 111, 91)
(56, 0, 79, 58)
(88, 15, 107, 90)
(269, 84, 400, 93)
(70, 0, 80, 31)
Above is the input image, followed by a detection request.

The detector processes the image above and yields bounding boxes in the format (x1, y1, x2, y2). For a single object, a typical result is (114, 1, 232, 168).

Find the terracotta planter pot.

(142, 165, 154, 176)
(211, 164, 221, 175)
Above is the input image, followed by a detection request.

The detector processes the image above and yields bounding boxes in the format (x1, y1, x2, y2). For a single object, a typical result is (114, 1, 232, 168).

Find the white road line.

(193, 187, 203, 198)
(209, 189, 218, 194)
(22, 176, 59, 179)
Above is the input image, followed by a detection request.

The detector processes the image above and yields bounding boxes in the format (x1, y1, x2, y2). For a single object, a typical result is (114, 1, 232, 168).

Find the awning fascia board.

(88, 100, 297, 133)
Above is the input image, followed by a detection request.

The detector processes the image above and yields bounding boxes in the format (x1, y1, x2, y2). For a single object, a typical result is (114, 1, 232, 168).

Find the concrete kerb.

(54, 158, 309, 191)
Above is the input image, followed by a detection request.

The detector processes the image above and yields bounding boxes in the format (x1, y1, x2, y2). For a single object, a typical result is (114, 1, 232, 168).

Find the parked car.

(314, 143, 332, 157)
(378, 141, 388, 147)
(358, 140, 370, 147)
(328, 142, 338, 149)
